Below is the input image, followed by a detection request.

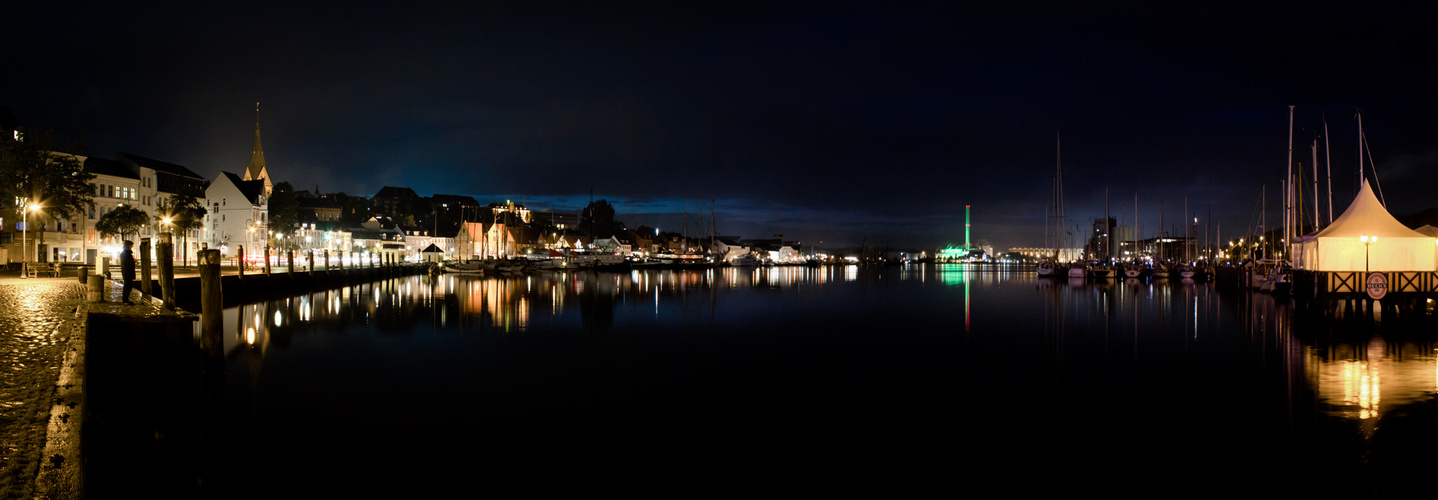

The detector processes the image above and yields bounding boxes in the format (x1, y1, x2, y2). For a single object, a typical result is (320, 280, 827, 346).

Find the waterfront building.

(349, 217, 405, 258)
(456, 221, 520, 260)
(77, 156, 142, 262)
(710, 237, 746, 262)
(118, 152, 209, 262)
(399, 225, 459, 260)
(22, 151, 206, 264)
(1009, 247, 1083, 262)
(204, 172, 268, 258)
(593, 236, 631, 255)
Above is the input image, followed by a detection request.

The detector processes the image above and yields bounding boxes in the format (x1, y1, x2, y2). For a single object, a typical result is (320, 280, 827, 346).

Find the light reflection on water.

(205, 263, 1438, 493)
(217, 264, 1438, 425)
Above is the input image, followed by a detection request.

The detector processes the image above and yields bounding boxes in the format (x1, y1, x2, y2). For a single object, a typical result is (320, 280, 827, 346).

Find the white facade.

(203, 172, 268, 258)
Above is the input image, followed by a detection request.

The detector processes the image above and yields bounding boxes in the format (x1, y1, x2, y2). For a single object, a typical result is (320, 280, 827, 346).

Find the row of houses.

(2, 106, 807, 265)
(1, 110, 271, 264)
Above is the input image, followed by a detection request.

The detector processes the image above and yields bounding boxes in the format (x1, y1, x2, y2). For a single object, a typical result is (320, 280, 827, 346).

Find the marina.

(73, 263, 1438, 495)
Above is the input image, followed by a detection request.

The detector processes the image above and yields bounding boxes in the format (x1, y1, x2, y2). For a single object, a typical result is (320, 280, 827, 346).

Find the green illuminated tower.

(965, 205, 971, 251)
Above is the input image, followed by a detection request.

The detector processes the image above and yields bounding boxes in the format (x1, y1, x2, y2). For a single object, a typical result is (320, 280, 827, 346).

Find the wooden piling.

(308, 249, 314, 275)
(287, 249, 295, 275)
(158, 233, 175, 309)
(264, 245, 272, 276)
(238, 245, 245, 281)
(140, 238, 152, 297)
(199, 249, 223, 357)
(87, 272, 105, 303)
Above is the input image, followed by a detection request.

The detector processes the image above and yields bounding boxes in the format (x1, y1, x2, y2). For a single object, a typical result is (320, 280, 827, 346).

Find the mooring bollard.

(141, 238, 152, 297)
(199, 249, 223, 356)
(159, 233, 175, 309)
(87, 272, 105, 303)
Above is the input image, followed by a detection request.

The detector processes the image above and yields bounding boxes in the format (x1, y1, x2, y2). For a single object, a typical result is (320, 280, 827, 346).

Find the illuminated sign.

(1366, 272, 1388, 300)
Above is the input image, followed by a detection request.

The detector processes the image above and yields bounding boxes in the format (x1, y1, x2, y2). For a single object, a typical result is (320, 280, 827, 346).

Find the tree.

(156, 194, 206, 265)
(268, 182, 299, 248)
(95, 205, 150, 243)
(579, 199, 620, 239)
(0, 127, 96, 257)
(335, 192, 373, 226)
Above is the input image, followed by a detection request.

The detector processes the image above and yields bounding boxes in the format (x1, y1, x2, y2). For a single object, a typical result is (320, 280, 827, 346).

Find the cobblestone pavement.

(0, 278, 85, 500)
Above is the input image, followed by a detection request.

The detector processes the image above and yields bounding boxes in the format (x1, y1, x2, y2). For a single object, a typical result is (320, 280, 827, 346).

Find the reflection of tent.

(1296, 180, 1437, 271)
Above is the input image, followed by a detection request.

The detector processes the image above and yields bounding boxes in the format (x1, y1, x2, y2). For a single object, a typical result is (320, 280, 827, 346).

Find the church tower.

(243, 102, 273, 196)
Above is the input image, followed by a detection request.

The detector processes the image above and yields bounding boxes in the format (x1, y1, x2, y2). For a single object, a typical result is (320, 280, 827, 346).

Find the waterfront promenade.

(0, 271, 84, 500)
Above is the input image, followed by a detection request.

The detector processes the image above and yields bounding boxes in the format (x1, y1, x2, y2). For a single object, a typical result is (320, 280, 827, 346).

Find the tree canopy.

(268, 182, 299, 247)
(0, 127, 95, 223)
(579, 199, 621, 239)
(155, 194, 206, 234)
(95, 205, 150, 242)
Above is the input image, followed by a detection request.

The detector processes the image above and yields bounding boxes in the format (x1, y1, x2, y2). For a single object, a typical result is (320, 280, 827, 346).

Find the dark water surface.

(193, 264, 1438, 494)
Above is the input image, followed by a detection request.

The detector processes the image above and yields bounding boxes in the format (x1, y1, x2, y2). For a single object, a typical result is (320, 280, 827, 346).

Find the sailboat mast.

(1312, 140, 1319, 231)
(1324, 119, 1334, 224)
(1056, 131, 1064, 261)
(1286, 105, 1294, 254)
(1358, 111, 1365, 183)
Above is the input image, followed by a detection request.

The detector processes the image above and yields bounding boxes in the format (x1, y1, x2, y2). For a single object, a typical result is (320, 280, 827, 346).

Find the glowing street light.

(21, 202, 39, 278)
(1360, 234, 1377, 275)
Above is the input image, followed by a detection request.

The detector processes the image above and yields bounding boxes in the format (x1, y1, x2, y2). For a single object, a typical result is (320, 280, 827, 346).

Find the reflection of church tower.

(244, 103, 274, 196)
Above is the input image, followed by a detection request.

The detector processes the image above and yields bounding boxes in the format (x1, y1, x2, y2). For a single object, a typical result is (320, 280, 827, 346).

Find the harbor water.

(149, 265, 1438, 494)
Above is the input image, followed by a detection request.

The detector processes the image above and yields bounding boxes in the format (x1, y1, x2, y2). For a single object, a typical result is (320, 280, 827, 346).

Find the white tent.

(1296, 180, 1437, 271)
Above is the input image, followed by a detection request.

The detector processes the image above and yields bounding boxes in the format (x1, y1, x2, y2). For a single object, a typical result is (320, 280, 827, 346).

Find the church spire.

(244, 102, 273, 196)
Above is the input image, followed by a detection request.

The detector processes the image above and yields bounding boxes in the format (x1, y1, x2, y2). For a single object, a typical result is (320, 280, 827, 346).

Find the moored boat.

(1037, 261, 1059, 277)
(1087, 262, 1116, 279)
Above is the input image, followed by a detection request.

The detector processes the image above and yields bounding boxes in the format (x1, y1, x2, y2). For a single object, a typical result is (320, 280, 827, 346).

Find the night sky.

(7, 2, 1438, 251)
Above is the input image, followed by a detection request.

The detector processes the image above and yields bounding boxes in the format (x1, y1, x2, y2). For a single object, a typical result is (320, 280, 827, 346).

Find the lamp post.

(1360, 235, 1376, 275)
(21, 203, 39, 277)
(246, 221, 255, 268)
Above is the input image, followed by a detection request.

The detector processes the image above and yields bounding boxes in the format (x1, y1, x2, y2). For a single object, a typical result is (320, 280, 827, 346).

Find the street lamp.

(1360, 235, 1377, 275)
(21, 203, 39, 277)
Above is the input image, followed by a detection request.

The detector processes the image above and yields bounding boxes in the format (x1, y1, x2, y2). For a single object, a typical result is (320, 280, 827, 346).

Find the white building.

(204, 171, 268, 258)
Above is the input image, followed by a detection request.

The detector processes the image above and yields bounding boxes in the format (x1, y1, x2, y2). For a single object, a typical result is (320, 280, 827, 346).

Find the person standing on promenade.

(120, 240, 136, 305)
